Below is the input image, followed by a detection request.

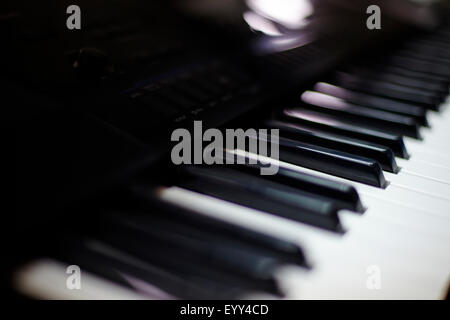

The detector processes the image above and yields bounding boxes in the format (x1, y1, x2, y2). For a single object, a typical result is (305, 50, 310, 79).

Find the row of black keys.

(57, 26, 450, 299)
(173, 27, 450, 231)
(58, 195, 306, 299)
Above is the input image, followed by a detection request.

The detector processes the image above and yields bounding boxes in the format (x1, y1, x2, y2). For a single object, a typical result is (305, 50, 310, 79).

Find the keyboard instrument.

(8, 0, 450, 299)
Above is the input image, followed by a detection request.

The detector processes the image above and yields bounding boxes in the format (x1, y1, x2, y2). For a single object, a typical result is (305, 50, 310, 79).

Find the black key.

(280, 108, 409, 158)
(386, 55, 450, 79)
(435, 27, 450, 39)
(63, 239, 250, 299)
(394, 49, 450, 72)
(178, 165, 343, 232)
(108, 238, 280, 296)
(122, 195, 308, 266)
(333, 72, 441, 109)
(416, 36, 450, 50)
(263, 135, 387, 188)
(373, 64, 449, 86)
(266, 118, 399, 173)
(343, 66, 448, 96)
(102, 215, 281, 293)
(300, 90, 421, 138)
(313, 82, 429, 126)
(225, 157, 364, 213)
(402, 40, 450, 61)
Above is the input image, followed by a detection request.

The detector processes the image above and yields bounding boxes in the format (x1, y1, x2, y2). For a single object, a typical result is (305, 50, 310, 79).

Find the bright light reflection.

(243, 10, 282, 36)
(246, 0, 314, 29)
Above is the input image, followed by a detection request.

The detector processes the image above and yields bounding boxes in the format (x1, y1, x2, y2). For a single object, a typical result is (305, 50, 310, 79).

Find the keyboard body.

(7, 0, 450, 299)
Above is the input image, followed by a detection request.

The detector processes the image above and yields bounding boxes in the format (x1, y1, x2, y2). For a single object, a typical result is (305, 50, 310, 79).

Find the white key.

(14, 259, 146, 300)
(385, 171, 450, 200)
(404, 137, 450, 156)
(343, 194, 450, 241)
(407, 151, 450, 169)
(397, 158, 450, 183)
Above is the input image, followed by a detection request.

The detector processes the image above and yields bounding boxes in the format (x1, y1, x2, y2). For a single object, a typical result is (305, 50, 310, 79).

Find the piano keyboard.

(13, 20, 450, 300)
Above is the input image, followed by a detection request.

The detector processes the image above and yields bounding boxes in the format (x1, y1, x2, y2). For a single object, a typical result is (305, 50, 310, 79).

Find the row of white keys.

(158, 185, 449, 299)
